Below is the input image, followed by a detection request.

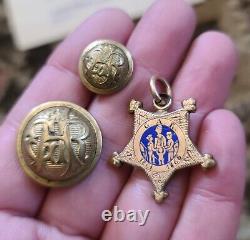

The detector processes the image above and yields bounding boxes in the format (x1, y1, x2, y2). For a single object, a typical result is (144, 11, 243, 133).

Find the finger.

(0, 212, 87, 240)
(127, 0, 196, 76)
(0, 8, 134, 217)
(171, 110, 246, 240)
(102, 31, 238, 240)
(39, 0, 196, 238)
(5, 8, 134, 124)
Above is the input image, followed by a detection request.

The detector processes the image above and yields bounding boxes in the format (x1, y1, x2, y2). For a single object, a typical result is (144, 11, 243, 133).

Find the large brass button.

(17, 101, 102, 187)
(79, 39, 133, 94)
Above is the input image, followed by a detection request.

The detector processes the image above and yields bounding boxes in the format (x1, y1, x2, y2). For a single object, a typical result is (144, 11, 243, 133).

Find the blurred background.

(0, 0, 249, 239)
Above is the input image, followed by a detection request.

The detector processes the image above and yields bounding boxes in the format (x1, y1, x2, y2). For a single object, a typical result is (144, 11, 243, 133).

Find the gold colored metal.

(17, 101, 102, 187)
(150, 76, 172, 103)
(150, 76, 172, 111)
(112, 76, 216, 203)
(79, 39, 133, 94)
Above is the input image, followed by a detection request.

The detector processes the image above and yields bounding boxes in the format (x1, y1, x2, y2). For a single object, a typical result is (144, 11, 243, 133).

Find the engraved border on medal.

(17, 101, 102, 187)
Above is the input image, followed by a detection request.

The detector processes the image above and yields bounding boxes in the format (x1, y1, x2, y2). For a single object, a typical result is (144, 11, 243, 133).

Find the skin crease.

(0, 0, 246, 240)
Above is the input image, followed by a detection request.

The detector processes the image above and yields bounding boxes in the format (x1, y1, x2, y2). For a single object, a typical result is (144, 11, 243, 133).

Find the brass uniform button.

(17, 101, 102, 187)
(79, 39, 133, 94)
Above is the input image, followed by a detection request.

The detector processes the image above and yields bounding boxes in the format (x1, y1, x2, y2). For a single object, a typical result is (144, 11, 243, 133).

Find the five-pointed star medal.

(112, 98, 216, 203)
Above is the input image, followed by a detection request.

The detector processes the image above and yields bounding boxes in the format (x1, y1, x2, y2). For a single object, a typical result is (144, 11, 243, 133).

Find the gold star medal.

(112, 76, 216, 203)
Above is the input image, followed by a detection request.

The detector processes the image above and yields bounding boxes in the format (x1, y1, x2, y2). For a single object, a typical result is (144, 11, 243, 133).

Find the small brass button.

(79, 39, 133, 94)
(17, 101, 102, 187)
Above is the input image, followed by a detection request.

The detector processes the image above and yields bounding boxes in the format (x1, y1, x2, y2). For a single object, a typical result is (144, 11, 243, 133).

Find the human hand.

(0, 0, 246, 239)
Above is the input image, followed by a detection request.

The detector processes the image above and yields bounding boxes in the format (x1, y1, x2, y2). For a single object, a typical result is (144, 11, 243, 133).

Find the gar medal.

(112, 76, 216, 203)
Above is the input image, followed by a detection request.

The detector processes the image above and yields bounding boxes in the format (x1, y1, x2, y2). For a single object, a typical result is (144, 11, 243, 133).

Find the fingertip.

(127, 0, 197, 75)
(194, 31, 239, 73)
(174, 31, 239, 112)
(67, 7, 135, 42)
(86, 7, 135, 40)
(48, 8, 134, 73)
(145, 0, 197, 25)
(174, 0, 197, 27)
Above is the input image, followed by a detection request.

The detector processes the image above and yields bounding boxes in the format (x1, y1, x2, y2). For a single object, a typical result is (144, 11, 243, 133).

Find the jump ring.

(150, 76, 172, 110)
